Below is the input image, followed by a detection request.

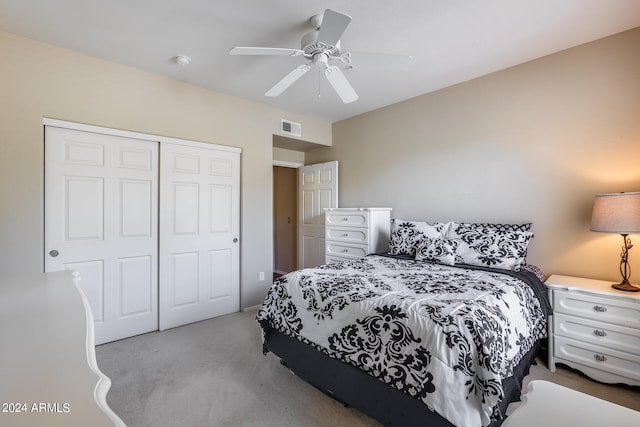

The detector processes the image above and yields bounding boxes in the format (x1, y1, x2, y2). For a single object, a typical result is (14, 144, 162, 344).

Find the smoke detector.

(174, 55, 191, 66)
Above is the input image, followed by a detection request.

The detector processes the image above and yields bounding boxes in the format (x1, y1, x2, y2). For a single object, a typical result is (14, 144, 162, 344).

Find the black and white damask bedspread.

(257, 255, 548, 427)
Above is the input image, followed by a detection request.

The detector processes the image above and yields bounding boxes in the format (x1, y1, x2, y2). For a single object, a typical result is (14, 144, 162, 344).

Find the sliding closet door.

(44, 126, 158, 345)
(159, 142, 240, 330)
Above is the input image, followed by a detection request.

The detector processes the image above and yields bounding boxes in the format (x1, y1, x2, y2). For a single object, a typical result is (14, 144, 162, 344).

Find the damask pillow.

(415, 237, 459, 266)
(388, 219, 451, 256)
(446, 222, 533, 271)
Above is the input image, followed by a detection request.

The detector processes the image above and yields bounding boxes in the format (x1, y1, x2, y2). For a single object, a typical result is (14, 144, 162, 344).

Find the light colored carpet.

(95, 310, 639, 427)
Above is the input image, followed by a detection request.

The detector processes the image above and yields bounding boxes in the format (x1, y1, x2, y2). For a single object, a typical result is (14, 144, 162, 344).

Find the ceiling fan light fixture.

(313, 53, 330, 68)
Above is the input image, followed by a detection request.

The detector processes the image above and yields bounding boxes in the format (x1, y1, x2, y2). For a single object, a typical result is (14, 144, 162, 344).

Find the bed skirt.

(262, 324, 544, 427)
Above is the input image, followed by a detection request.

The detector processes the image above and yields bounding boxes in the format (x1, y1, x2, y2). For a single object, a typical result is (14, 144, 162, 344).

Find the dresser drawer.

(326, 226, 370, 244)
(553, 290, 640, 329)
(325, 211, 369, 227)
(326, 242, 369, 259)
(554, 335, 640, 381)
(553, 313, 640, 356)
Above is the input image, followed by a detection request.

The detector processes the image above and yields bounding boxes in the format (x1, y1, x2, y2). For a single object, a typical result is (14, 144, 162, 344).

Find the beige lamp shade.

(590, 192, 640, 234)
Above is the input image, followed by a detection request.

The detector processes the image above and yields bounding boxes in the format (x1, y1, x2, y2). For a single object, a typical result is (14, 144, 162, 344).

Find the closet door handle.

(233, 238, 238, 243)
(49, 250, 59, 257)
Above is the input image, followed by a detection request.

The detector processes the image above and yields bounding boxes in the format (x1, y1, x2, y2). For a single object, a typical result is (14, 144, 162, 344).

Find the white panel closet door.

(298, 161, 338, 269)
(44, 126, 158, 345)
(159, 142, 240, 330)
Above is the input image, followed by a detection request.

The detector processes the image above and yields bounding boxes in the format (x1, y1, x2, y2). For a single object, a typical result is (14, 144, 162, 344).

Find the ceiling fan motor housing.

(301, 31, 341, 57)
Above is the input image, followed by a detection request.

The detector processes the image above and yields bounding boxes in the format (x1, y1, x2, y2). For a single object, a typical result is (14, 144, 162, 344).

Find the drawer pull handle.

(342, 249, 348, 253)
(342, 233, 349, 237)
(593, 305, 607, 312)
(593, 329, 607, 337)
(593, 354, 607, 363)
(342, 217, 349, 221)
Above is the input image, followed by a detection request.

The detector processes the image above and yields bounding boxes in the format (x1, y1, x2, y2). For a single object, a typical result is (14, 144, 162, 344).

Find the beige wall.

(307, 27, 640, 282)
(273, 147, 305, 165)
(0, 31, 331, 308)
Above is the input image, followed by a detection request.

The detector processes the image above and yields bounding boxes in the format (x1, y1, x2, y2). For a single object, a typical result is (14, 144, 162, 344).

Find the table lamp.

(590, 192, 640, 292)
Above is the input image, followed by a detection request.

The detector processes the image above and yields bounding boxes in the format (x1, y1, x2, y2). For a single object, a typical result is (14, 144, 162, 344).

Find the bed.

(257, 220, 551, 427)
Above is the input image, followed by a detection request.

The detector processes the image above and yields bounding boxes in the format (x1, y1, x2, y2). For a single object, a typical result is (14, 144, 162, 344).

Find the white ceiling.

(1, 0, 639, 122)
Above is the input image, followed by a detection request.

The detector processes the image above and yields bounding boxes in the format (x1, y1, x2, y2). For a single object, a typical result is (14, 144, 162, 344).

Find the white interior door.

(44, 126, 158, 345)
(159, 142, 240, 330)
(298, 161, 338, 269)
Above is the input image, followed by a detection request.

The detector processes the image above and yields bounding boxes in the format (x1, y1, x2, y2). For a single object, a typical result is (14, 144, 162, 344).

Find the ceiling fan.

(230, 9, 411, 104)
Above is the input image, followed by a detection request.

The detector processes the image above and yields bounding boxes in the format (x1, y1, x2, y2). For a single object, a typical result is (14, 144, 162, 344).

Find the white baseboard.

(242, 304, 260, 312)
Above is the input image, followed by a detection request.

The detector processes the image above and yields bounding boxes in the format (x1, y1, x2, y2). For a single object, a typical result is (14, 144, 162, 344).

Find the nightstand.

(545, 274, 640, 386)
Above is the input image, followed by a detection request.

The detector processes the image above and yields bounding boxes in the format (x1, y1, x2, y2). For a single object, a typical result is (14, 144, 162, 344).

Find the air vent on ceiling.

(281, 119, 301, 137)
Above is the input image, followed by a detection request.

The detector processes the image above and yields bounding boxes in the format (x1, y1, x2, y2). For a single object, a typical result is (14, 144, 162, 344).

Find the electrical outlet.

(259, 272, 265, 281)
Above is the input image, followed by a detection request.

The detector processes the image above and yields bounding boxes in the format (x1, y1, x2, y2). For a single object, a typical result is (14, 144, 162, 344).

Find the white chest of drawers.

(545, 274, 640, 386)
(324, 208, 391, 263)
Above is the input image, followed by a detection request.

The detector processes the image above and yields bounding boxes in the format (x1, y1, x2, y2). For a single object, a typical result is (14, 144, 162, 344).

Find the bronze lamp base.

(612, 280, 640, 292)
(610, 234, 639, 292)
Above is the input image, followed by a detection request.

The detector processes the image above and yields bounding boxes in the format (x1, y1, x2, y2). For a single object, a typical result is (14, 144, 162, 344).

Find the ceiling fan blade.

(324, 66, 358, 103)
(229, 47, 304, 57)
(266, 64, 312, 97)
(349, 52, 413, 70)
(317, 9, 352, 47)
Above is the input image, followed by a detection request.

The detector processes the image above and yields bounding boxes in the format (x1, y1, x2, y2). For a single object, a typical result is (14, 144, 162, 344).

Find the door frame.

(43, 118, 241, 155)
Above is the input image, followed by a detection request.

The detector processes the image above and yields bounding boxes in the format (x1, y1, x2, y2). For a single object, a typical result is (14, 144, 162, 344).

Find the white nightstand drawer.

(553, 313, 640, 356)
(325, 211, 369, 227)
(553, 290, 640, 329)
(326, 242, 368, 259)
(554, 335, 640, 381)
(326, 226, 370, 244)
